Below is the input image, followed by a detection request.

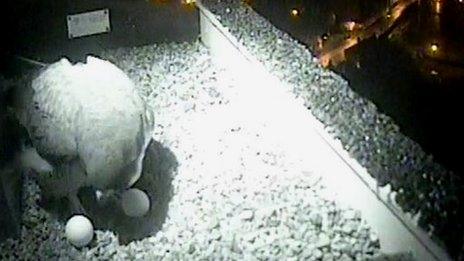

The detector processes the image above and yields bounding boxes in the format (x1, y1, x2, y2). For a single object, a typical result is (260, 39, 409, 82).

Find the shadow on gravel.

(42, 139, 178, 244)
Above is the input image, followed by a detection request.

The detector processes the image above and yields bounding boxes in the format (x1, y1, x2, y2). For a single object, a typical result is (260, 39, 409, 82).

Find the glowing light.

(430, 44, 438, 52)
(181, 0, 196, 10)
(435, 1, 441, 13)
(345, 21, 356, 31)
(291, 8, 299, 17)
(320, 55, 331, 68)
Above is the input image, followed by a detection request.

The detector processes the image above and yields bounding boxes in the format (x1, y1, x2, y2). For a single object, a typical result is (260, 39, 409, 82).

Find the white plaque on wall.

(67, 9, 110, 39)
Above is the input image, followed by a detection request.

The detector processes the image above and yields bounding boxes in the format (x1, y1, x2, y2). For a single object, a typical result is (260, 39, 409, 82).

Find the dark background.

(0, 0, 199, 73)
(252, 0, 464, 177)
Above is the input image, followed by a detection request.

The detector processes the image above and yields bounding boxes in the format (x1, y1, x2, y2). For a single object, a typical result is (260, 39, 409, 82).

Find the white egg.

(121, 188, 150, 217)
(65, 215, 94, 247)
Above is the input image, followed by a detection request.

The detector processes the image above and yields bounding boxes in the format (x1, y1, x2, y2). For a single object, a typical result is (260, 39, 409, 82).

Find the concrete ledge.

(197, 2, 451, 260)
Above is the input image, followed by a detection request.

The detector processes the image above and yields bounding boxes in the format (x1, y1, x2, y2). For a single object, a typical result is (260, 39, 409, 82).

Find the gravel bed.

(0, 41, 404, 260)
(200, 0, 464, 258)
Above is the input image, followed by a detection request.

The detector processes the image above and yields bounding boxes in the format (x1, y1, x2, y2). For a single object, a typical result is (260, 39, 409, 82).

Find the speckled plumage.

(14, 56, 155, 198)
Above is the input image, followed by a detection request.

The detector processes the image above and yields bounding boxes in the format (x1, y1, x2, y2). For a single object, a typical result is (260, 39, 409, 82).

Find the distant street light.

(291, 8, 299, 17)
(386, 8, 392, 18)
(344, 21, 356, 31)
(430, 44, 438, 52)
(435, 1, 441, 13)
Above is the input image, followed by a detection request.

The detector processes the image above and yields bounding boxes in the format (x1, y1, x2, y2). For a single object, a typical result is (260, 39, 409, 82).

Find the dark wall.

(1, 0, 199, 65)
(0, 79, 24, 243)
